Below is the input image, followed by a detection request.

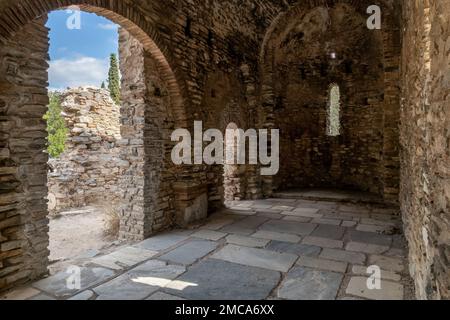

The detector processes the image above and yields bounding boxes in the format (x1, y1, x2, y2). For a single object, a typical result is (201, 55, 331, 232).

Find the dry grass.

(102, 205, 120, 239)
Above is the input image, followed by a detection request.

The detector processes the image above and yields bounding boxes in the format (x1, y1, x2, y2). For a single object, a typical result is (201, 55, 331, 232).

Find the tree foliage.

(108, 53, 121, 104)
(44, 93, 68, 158)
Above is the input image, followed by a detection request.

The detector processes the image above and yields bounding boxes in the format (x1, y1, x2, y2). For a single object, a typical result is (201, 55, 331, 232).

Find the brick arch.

(0, 0, 188, 126)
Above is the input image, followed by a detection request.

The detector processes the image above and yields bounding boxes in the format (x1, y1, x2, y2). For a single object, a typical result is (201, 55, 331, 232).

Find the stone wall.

(401, 0, 450, 300)
(0, 17, 50, 291)
(118, 28, 181, 239)
(47, 87, 126, 213)
(259, 2, 401, 202)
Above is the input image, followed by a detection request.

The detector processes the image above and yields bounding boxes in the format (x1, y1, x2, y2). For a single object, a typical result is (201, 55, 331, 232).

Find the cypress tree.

(108, 53, 121, 104)
(101, 81, 106, 89)
(44, 92, 68, 158)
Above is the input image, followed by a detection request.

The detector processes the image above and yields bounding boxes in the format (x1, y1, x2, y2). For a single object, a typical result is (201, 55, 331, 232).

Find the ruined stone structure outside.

(47, 87, 125, 213)
(0, 0, 448, 300)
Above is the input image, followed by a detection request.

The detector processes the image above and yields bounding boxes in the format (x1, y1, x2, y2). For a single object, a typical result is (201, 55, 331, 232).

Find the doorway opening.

(44, 10, 127, 273)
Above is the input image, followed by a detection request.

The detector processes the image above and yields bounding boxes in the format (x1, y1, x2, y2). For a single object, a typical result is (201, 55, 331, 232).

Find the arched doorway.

(0, 1, 188, 291)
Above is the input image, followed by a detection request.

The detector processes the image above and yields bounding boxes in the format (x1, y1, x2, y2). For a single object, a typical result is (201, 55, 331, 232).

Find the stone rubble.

(48, 87, 125, 213)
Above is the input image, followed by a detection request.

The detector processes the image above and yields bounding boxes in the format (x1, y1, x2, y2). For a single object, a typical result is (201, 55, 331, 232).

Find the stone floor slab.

(339, 204, 370, 213)
(348, 230, 392, 247)
(266, 198, 297, 203)
(1, 286, 41, 300)
(346, 277, 404, 300)
(251, 204, 273, 209)
(320, 248, 366, 265)
(211, 244, 297, 272)
(260, 220, 317, 236)
(351, 265, 401, 282)
(146, 292, 185, 300)
(91, 246, 157, 270)
(164, 259, 280, 300)
(93, 260, 185, 300)
(302, 236, 344, 249)
(33, 267, 115, 298)
(255, 209, 283, 214)
(266, 241, 321, 257)
(293, 207, 320, 214)
(159, 240, 218, 265)
(228, 216, 269, 230)
(226, 207, 256, 215)
(295, 200, 322, 208)
(342, 221, 357, 228)
(278, 267, 343, 300)
(311, 218, 342, 226)
(29, 293, 56, 300)
(311, 224, 346, 240)
(234, 201, 254, 208)
(135, 233, 189, 252)
(252, 230, 301, 243)
(285, 207, 322, 218)
(297, 256, 348, 273)
(346, 242, 389, 255)
(360, 218, 398, 227)
(272, 205, 295, 211)
(368, 255, 404, 272)
(192, 229, 227, 241)
(226, 234, 270, 248)
(219, 225, 254, 235)
(282, 216, 312, 223)
(68, 290, 95, 300)
(256, 212, 283, 220)
(356, 224, 395, 234)
(385, 248, 406, 258)
(201, 217, 235, 231)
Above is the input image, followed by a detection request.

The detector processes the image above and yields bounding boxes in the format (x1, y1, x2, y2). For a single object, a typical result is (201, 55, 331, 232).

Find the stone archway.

(0, 1, 193, 291)
(0, 1, 188, 126)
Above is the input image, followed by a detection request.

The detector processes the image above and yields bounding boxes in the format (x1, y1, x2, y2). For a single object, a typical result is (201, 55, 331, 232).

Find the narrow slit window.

(327, 84, 341, 136)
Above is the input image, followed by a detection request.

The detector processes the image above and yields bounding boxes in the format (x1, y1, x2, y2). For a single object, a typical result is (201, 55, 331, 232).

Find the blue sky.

(46, 10, 119, 90)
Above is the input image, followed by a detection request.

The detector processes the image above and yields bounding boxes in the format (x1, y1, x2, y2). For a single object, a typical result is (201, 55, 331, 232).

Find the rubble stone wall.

(47, 87, 126, 213)
(401, 0, 450, 300)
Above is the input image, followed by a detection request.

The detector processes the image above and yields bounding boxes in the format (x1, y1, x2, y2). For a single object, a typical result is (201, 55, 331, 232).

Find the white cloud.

(98, 23, 117, 30)
(48, 56, 109, 89)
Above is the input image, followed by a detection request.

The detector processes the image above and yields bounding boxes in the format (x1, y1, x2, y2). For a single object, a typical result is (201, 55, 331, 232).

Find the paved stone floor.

(1, 196, 414, 300)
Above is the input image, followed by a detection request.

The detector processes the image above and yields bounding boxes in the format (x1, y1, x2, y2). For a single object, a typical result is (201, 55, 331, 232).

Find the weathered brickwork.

(401, 0, 450, 300)
(118, 28, 180, 239)
(47, 87, 125, 213)
(0, 17, 50, 291)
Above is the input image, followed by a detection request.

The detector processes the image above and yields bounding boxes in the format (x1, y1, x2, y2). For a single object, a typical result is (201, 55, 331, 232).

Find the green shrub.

(44, 92, 68, 158)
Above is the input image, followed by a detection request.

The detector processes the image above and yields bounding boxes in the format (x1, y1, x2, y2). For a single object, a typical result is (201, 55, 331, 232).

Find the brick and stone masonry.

(0, 0, 447, 299)
(401, 0, 450, 300)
